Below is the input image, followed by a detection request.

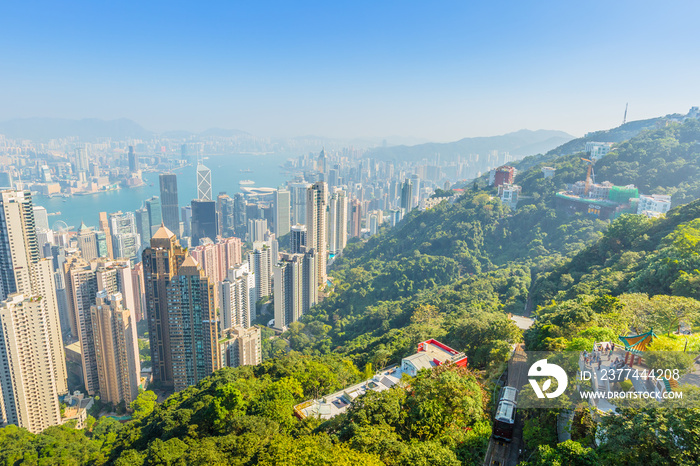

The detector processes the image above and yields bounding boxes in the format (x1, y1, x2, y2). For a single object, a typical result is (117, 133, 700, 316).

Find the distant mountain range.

(0, 118, 154, 141)
(0, 118, 574, 157)
(364, 129, 576, 162)
(510, 113, 686, 174)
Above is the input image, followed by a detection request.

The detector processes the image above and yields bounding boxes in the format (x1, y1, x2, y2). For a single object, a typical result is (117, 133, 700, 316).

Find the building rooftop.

(294, 339, 467, 421)
(152, 223, 175, 240)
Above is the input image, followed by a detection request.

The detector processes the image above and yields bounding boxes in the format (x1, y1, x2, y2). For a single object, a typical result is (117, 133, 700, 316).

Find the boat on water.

(240, 169, 253, 173)
(239, 179, 255, 185)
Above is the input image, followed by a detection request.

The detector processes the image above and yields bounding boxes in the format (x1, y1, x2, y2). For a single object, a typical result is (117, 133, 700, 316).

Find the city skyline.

(1, 2, 699, 141)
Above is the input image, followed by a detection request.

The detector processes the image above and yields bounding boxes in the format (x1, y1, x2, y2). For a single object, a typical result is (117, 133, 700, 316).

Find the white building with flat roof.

(637, 194, 671, 216)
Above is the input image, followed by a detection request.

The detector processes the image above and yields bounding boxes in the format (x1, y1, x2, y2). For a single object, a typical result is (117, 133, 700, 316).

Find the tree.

(523, 440, 599, 466)
(130, 390, 158, 420)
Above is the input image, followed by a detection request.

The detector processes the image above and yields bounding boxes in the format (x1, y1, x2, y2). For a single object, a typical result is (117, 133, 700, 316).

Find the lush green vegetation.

(3, 116, 700, 464)
(0, 357, 488, 465)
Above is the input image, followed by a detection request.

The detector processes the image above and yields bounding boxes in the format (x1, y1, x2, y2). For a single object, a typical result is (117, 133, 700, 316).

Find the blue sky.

(1, 1, 699, 140)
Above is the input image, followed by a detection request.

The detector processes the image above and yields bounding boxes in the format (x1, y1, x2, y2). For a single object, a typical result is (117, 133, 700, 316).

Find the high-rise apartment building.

(272, 249, 317, 331)
(289, 181, 311, 225)
(219, 262, 256, 330)
(159, 173, 180, 237)
(0, 294, 63, 433)
(64, 256, 99, 394)
(220, 326, 262, 368)
(247, 218, 268, 243)
(401, 179, 414, 213)
(167, 255, 220, 391)
(143, 225, 186, 387)
(273, 188, 291, 237)
(248, 244, 272, 300)
(290, 224, 307, 254)
(305, 181, 327, 287)
(190, 236, 243, 286)
(349, 198, 362, 238)
(328, 188, 348, 254)
(90, 291, 140, 405)
(196, 163, 212, 201)
(0, 190, 67, 396)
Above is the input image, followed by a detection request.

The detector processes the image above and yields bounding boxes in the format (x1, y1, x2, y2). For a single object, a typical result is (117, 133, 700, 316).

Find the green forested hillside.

(3, 116, 700, 465)
(0, 357, 490, 466)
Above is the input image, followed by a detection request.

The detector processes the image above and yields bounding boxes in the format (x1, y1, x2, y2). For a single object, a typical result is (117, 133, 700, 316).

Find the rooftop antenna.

(622, 103, 628, 125)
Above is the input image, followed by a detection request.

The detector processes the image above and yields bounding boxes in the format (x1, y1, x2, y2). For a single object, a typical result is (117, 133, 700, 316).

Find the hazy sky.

(1, 1, 699, 141)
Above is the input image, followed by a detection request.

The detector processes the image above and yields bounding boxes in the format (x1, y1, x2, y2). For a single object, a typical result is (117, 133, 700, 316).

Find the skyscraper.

(219, 326, 262, 368)
(219, 262, 256, 330)
(401, 178, 414, 212)
(306, 181, 328, 287)
(33, 206, 49, 231)
(75, 147, 89, 180)
(0, 294, 63, 433)
(196, 163, 212, 201)
(290, 224, 307, 254)
(167, 255, 220, 391)
(190, 236, 243, 285)
(145, 196, 163, 236)
(90, 291, 140, 405)
(128, 146, 139, 173)
(143, 225, 186, 387)
(248, 244, 272, 300)
(159, 173, 180, 237)
(328, 187, 348, 254)
(233, 193, 247, 239)
(273, 188, 291, 237)
(135, 207, 151, 246)
(109, 211, 141, 264)
(191, 199, 217, 245)
(77, 221, 99, 261)
(289, 181, 311, 225)
(98, 212, 114, 259)
(272, 248, 317, 331)
(0, 190, 67, 396)
(349, 198, 362, 238)
(181, 205, 192, 238)
(247, 218, 268, 243)
(64, 255, 100, 394)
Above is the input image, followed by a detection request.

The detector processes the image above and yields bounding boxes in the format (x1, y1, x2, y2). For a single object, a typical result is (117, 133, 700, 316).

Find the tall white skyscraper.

(90, 291, 140, 406)
(328, 187, 348, 255)
(109, 211, 140, 264)
(197, 163, 212, 201)
(248, 244, 272, 300)
(0, 190, 68, 432)
(219, 262, 256, 330)
(0, 294, 63, 433)
(306, 181, 328, 287)
(272, 249, 317, 331)
(247, 218, 268, 243)
(274, 188, 291, 237)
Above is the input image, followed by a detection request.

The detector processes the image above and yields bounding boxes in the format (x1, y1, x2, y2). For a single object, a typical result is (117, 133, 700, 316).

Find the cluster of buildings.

(0, 137, 520, 434)
(487, 142, 674, 219)
(294, 339, 467, 420)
